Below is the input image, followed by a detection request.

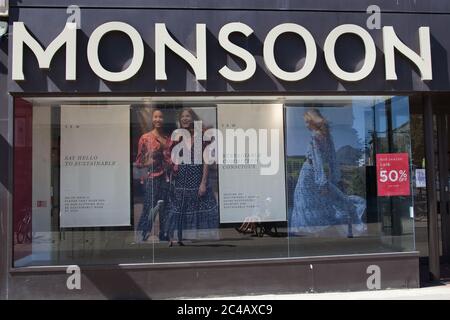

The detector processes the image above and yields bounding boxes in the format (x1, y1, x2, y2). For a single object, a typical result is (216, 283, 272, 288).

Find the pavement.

(195, 282, 450, 300)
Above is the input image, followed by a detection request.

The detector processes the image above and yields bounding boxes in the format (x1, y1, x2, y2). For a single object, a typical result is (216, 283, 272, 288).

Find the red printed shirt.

(135, 131, 172, 178)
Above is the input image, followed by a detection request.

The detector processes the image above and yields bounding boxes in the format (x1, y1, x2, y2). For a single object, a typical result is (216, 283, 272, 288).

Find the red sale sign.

(376, 153, 411, 197)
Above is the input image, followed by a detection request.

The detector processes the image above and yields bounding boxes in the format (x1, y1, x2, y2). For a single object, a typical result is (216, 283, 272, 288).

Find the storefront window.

(286, 96, 414, 256)
(13, 96, 415, 267)
(409, 96, 428, 257)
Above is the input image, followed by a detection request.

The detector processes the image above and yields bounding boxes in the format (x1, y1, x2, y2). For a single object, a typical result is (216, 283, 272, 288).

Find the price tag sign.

(376, 153, 411, 197)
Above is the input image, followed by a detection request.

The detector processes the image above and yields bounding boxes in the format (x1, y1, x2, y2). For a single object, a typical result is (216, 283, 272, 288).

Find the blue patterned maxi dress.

(290, 131, 366, 237)
(166, 146, 220, 241)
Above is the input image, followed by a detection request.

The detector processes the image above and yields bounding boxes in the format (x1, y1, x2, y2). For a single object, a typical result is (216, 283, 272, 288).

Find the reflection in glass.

(289, 108, 366, 238)
(13, 96, 415, 268)
(286, 97, 414, 256)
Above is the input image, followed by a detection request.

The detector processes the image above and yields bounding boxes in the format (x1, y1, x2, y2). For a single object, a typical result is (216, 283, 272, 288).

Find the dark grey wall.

(10, 0, 450, 14)
(0, 16, 10, 300)
(7, 7, 450, 94)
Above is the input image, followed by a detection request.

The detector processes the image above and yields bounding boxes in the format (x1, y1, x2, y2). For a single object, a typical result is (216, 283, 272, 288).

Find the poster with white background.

(217, 104, 287, 223)
(60, 106, 130, 228)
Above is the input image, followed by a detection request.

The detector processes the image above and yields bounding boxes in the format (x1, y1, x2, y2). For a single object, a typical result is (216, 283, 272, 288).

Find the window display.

(286, 107, 366, 238)
(217, 104, 286, 224)
(286, 97, 414, 257)
(133, 107, 220, 244)
(60, 106, 131, 228)
(13, 96, 415, 267)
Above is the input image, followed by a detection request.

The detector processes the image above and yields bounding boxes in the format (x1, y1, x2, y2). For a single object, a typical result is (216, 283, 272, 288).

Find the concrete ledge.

(7, 252, 419, 299)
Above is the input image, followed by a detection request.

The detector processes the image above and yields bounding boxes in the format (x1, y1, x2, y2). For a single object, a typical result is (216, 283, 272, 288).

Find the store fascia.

(12, 21, 433, 83)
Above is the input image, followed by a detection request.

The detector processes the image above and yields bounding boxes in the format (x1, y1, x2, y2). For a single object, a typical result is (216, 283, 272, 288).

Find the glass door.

(436, 109, 450, 263)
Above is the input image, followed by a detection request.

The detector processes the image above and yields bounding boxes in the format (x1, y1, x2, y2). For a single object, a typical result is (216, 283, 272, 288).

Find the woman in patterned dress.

(290, 109, 366, 237)
(166, 108, 219, 247)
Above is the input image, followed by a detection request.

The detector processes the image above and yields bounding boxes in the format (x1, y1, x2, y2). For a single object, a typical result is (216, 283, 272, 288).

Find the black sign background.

(7, 6, 450, 94)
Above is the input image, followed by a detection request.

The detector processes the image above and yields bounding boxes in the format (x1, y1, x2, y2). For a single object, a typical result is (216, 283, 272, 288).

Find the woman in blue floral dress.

(290, 109, 366, 237)
(165, 108, 219, 246)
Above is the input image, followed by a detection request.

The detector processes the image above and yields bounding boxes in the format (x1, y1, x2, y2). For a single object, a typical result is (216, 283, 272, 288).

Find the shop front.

(1, 1, 450, 299)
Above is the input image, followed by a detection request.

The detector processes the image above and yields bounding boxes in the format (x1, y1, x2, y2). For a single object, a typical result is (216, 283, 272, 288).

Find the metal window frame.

(8, 94, 416, 272)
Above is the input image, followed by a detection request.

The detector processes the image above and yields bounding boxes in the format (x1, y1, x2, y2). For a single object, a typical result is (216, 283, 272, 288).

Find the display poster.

(131, 106, 220, 242)
(60, 106, 131, 228)
(415, 169, 426, 188)
(376, 153, 411, 197)
(285, 106, 367, 237)
(217, 104, 286, 223)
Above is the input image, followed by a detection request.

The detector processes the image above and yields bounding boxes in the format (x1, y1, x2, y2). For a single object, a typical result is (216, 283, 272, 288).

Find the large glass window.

(286, 97, 414, 256)
(13, 96, 415, 267)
